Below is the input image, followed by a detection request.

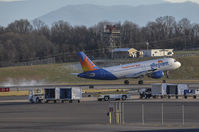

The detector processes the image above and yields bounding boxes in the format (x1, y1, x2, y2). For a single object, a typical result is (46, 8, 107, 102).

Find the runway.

(0, 99, 199, 132)
(1, 82, 199, 132)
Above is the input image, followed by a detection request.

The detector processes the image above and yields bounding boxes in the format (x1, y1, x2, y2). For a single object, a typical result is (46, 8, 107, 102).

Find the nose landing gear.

(124, 80, 129, 85)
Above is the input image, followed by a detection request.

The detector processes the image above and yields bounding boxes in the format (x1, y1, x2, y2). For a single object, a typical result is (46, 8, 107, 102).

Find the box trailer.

(151, 83, 188, 98)
(45, 87, 82, 103)
(29, 87, 82, 103)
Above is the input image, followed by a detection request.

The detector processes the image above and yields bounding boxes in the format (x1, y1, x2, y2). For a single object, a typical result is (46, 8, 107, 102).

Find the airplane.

(76, 52, 181, 84)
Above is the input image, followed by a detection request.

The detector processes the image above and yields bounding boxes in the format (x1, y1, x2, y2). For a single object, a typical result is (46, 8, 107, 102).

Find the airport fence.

(108, 102, 199, 126)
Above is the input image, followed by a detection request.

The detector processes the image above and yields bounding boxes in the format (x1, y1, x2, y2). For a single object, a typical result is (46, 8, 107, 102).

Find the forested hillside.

(0, 16, 199, 67)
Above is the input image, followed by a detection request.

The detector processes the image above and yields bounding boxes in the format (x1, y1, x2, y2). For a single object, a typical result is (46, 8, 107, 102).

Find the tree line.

(0, 16, 199, 67)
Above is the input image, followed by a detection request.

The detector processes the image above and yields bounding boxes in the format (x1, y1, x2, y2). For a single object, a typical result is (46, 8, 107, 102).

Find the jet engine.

(149, 71, 164, 79)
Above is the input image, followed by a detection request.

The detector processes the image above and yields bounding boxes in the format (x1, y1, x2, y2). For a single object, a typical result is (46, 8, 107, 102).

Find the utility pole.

(146, 41, 149, 51)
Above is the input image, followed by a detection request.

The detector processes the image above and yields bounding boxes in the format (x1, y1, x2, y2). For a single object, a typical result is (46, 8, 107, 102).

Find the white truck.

(151, 83, 188, 98)
(184, 89, 199, 99)
(98, 94, 130, 101)
(28, 88, 44, 103)
(29, 87, 82, 103)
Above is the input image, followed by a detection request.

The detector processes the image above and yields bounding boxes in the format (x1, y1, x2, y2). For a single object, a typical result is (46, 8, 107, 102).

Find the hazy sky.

(0, 0, 199, 26)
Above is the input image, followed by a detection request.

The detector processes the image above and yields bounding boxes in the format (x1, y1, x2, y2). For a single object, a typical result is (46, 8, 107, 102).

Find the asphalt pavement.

(0, 99, 199, 132)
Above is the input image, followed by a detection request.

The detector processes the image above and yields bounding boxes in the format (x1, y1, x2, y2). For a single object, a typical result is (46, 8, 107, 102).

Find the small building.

(112, 48, 143, 58)
(143, 49, 174, 57)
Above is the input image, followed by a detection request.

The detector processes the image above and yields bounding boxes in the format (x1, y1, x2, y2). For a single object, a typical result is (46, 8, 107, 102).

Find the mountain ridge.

(37, 2, 199, 27)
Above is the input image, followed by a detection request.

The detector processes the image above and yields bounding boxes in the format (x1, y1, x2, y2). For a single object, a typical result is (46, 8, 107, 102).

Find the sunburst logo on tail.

(77, 52, 99, 72)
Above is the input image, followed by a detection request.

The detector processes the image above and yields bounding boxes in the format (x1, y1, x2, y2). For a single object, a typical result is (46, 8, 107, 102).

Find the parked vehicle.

(151, 83, 188, 98)
(184, 89, 199, 99)
(28, 88, 44, 103)
(139, 83, 189, 99)
(139, 88, 152, 99)
(29, 87, 82, 103)
(98, 94, 130, 101)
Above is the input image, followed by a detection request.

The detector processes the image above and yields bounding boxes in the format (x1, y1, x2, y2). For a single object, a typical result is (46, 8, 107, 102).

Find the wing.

(125, 68, 157, 78)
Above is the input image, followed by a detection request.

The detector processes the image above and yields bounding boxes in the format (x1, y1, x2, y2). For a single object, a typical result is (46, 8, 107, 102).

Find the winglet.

(77, 52, 99, 72)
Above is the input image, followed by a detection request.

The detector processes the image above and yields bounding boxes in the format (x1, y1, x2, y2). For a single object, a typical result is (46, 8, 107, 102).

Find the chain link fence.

(108, 102, 199, 126)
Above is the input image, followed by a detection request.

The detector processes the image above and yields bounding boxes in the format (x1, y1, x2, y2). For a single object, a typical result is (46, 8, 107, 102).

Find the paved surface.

(3, 83, 199, 91)
(0, 99, 199, 132)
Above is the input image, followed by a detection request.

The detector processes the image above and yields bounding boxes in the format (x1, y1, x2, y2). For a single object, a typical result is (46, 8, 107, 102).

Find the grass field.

(0, 52, 199, 85)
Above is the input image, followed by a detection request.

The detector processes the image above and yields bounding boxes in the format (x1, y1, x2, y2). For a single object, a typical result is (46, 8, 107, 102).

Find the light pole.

(146, 41, 149, 57)
(146, 41, 149, 51)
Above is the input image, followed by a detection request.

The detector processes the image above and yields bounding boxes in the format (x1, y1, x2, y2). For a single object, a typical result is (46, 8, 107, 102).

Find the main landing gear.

(124, 80, 129, 85)
(123, 80, 144, 85)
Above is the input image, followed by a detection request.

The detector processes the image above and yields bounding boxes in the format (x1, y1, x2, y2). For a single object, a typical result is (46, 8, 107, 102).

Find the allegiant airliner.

(76, 52, 181, 84)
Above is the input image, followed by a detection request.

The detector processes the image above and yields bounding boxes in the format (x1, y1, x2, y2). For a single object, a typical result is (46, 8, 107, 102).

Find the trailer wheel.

(124, 80, 129, 85)
(176, 96, 178, 99)
(104, 96, 109, 101)
(98, 99, 102, 101)
(161, 96, 163, 99)
(122, 95, 127, 100)
(138, 80, 143, 85)
(54, 100, 56, 103)
(168, 96, 171, 99)
(184, 96, 187, 99)
(35, 98, 40, 104)
(193, 95, 197, 99)
(78, 100, 80, 103)
(29, 99, 34, 104)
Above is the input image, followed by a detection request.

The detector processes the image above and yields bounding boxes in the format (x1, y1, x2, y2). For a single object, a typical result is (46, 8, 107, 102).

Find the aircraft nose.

(176, 61, 181, 68)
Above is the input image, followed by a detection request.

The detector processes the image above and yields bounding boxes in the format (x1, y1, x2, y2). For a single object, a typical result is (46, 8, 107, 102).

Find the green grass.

(175, 50, 199, 55)
(0, 54, 199, 85)
(170, 56, 199, 79)
(0, 63, 86, 84)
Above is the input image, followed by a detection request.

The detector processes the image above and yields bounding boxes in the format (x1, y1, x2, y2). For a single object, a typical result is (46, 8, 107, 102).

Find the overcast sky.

(0, 0, 199, 26)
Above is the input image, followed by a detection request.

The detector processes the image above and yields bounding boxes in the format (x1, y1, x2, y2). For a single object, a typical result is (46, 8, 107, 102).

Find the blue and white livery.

(76, 52, 181, 84)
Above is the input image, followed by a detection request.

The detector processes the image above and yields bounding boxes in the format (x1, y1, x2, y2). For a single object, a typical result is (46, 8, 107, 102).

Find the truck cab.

(28, 88, 44, 103)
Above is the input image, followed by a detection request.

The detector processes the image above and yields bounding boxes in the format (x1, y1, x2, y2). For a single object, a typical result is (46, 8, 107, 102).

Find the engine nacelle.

(150, 71, 164, 79)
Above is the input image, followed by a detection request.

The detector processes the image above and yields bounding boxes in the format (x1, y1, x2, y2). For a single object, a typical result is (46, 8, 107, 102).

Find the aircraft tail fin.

(77, 52, 99, 72)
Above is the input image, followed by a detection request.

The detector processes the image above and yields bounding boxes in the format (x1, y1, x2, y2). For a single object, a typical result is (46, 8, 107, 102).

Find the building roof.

(112, 48, 137, 52)
(142, 49, 173, 51)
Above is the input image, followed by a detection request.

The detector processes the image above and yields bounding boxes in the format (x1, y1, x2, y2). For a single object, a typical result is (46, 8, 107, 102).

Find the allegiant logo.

(150, 61, 169, 69)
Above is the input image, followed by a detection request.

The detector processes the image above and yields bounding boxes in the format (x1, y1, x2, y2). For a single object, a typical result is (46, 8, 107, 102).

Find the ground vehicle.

(139, 88, 152, 99)
(139, 83, 189, 99)
(28, 88, 44, 103)
(29, 87, 82, 103)
(98, 94, 130, 101)
(184, 89, 199, 99)
(151, 83, 188, 98)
